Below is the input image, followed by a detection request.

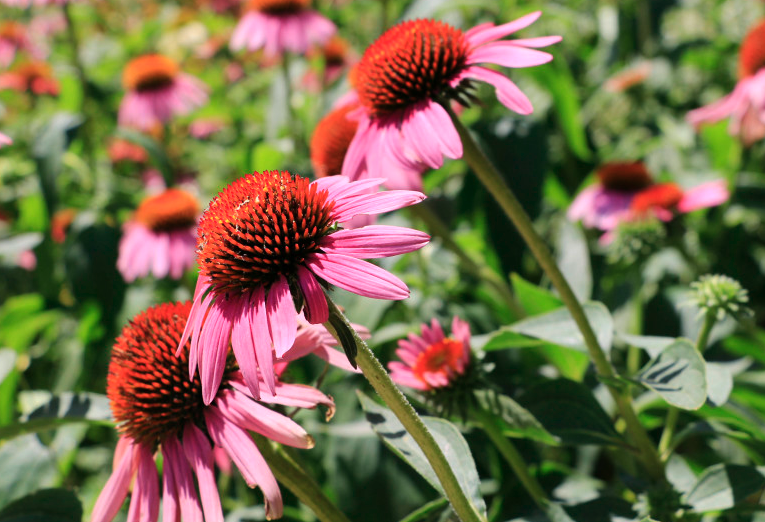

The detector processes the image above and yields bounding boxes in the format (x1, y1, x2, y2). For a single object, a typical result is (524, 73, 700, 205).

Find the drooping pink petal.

(678, 180, 730, 213)
(330, 189, 426, 223)
(200, 297, 236, 405)
(249, 287, 276, 395)
(231, 377, 335, 412)
(297, 266, 328, 324)
(320, 226, 430, 259)
(231, 290, 261, 400)
(163, 436, 203, 522)
(687, 80, 749, 128)
(466, 11, 542, 47)
(266, 276, 297, 358)
(162, 444, 180, 522)
(182, 424, 224, 522)
(177, 276, 210, 357)
(126, 444, 160, 522)
(306, 253, 409, 299)
(91, 438, 138, 522)
(468, 42, 554, 68)
(462, 65, 533, 115)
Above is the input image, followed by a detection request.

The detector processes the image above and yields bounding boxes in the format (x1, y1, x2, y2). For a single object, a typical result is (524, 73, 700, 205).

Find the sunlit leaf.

(636, 339, 707, 410)
(684, 464, 765, 512)
(509, 302, 614, 353)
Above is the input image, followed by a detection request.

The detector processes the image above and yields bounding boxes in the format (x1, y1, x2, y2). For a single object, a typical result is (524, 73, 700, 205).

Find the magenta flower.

(117, 189, 199, 282)
(687, 20, 765, 146)
(568, 162, 730, 233)
(119, 54, 208, 131)
(181, 170, 428, 404)
(340, 13, 561, 190)
(0, 132, 11, 148)
(92, 302, 333, 522)
(230, 0, 336, 57)
(389, 317, 472, 391)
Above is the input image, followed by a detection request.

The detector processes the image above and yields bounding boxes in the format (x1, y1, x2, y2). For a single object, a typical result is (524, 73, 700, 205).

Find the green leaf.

(618, 333, 675, 359)
(0, 488, 82, 522)
(357, 392, 486, 516)
(0, 435, 57, 506)
(510, 274, 562, 315)
(509, 302, 614, 354)
(0, 392, 112, 440)
(32, 113, 83, 216)
(519, 379, 623, 446)
(474, 391, 559, 445)
(481, 329, 545, 351)
(636, 339, 707, 410)
(684, 464, 765, 512)
(705, 361, 745, 407)
(0, 349, 16, 386)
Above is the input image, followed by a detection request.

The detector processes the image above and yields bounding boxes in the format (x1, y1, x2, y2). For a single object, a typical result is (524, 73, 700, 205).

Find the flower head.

(688, 20, 765, 145)
(0, 132, 11, 148)
(341, 13, 561, 189)
(0, 22, 42, 67)
(92, 302, 334, 522)
(182, 171, 428, 403)
(51, 208, 77, 244)
(108, 138, 149, 165)
(119, 54, 208, 131)
(568, 162, 730, 232)
(117, 189, 200, 282)
(0, 60, 59, 96)
(311, 102, 360, 178)
(230, 0, 336, 57)
(688, 274, 752, 321)
(389, 317, 472, 391)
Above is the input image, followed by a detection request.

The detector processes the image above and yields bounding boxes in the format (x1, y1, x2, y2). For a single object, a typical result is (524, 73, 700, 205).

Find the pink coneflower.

(303, 35, 355, 90)
(688, 20, 765, 146)
(117, 188, 199, 282)
(230, 0, 336, 57)
(567, 162, 730, 231)
(389, 317, 471, 391)
(0, 132, 11, 147)
(92, 301, 334, 522)
(311, 102, 360, 178)
(340, 13, 561, 189)
(108, 138, 148, 165)
(0, 61, 59, 96)
(278, 313, 367, 372)
(0, 22, 42, 67)
(182, 170, 428, 404)
(51, 208, 76, 243)
(119, 54, 208, 131)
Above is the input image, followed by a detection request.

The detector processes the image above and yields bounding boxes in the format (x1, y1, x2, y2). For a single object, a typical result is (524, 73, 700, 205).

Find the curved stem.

(695, 310, 716, 353)
(324, 298, 486, 522)
(252, 433, 351, 522)
(473, 408, 549, 513)
(409, 204, 525, 319)
(448, 108, 666, 483)
(658, 407, 679, 459)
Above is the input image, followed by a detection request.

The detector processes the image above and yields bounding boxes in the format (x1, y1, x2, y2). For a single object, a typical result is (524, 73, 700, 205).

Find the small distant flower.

(568, 162, 729, 232)
(604, 61, 651, 93)
(230, 0, 336, 57)
(0, 61, 59, 96)
(0, 0, 75, 7)
(91, 302, 334, 522)
(304, 35, 356, 89)
(0, 132, 11, 148)
(117, 188, 199, 282)
(108, 138, 149, 165)
(119, 54, 208, 131)
(51, 208, 77, 244)
(688, 20, 765, 146)
(341, 13, 561, 189)
(182, 171, 429, 404)
(0, 22, 42, 67)
(688, 274, 752, 321)
(189, 117, 226, 139)
(17, 250, 36, 271)
(389, 317, 472, 391)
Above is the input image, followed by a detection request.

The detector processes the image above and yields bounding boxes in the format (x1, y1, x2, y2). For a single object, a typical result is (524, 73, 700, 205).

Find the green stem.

(252, 434, 351, 522)
(696, 310, 716, 353)
(409, 204, 525, 319)
(657, 407, 679, 459)
(448, 108, 666, 483)
(323, 299, 486, 522)
(474, 408, 550, 514)
(399, 498, 450, 522)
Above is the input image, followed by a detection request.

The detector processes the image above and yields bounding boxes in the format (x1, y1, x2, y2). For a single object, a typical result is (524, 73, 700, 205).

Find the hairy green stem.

(448, 108, 666, 483)
(409, 204, 525, 319)
(252, 434, 351, 522)
(324, 298, 486, 522)
(474, 408, 549, 513)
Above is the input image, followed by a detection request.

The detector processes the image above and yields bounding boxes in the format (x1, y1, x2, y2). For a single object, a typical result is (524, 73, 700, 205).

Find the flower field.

(0, 0, 764, 521)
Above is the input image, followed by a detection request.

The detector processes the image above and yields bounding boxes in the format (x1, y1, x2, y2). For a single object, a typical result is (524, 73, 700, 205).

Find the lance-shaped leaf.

(684, 464, 765, 512)
(636, 339, 707, 410)
(0, 392, 112, 440)
(357, 392, 486, 516)
(474, 391, 559, 446)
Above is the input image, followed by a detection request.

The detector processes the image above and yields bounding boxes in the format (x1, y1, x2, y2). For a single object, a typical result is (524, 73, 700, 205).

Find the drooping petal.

(231, 290, 261, 400)
(462, 65, 533, 115)
(182, 424, 224, 522)
(162, 436, 203, 522)
(330, 190, 426, 223)
(266, 276, 297, 358)
(297, 266, 328, 324)
(126, 444, 160, 522)
(249, 287, 276, 395)
(230, 377, 335, 413)
(677, 180, 730, 213)
(320, 226, 430, 259)
(306, 253, 409, 300)
(91, 438, 139, 522)
(200, 297, 236, 405)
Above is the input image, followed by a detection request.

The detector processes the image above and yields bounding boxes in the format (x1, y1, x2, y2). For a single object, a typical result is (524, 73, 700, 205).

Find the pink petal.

(231, 291, 261, 400)
(678, 180, 730, 213)
(331, 190, 426, 223)
(230, 378, 335, 412)
(306, 253, 409, 299)
(182, 424, 224, 522)
(162, 436, 203, 522)
(687, 80, 749, 128)
(200, 298, 235, 405)
(313, 345, 362, 373)
(462, 66, 533, 115)
(320, 226, 430, 259)
(266, 276, 297, 358)
(507, 36, 563, 48)
(466, 11, 542, 47)
(177, 276, 210, 357)
(91, 438, 138, 522)
(468, 43, 554, 68)
(249, 287, 276, 395)
(126, 444, 160, 522)
(297, 266, 328, 324)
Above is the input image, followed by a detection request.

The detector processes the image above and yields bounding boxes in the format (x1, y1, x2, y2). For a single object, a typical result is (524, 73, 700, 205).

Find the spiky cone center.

(631, 183, 684, 213)
(134, 189, 200, 232)
(107, 302, 238, 447)
(197, 170, 335, 296)
(412, 338, 466, 390)
(246, 0, 308, 14)
(310, 103, 359, 177)
(596, 162, 653, 192)
(739, 20, 765, 78)
(356, 19, 470, 116)
(0, 22, 25, 43)
(123, 54, 179, 92)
